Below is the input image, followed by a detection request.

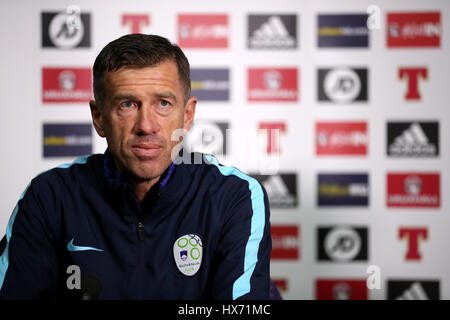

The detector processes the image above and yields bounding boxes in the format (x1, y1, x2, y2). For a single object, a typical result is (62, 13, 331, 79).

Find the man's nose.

(134, 105, 160, 135)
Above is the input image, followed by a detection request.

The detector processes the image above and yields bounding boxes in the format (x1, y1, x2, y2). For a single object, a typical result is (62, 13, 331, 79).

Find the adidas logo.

(249, 16, 296, 48)
(389, 122, 437, 156)
(263, 175, 296, 207)
(396, 282, 429, 300)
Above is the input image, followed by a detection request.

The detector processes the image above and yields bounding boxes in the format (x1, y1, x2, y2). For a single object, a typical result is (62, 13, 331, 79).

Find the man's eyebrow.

(112, 93, 139, 102)
(157, 92, 178, 102)
(112, 92, 178, 103)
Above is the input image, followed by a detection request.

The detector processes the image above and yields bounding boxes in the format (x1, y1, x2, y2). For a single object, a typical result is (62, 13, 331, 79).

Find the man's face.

(90, 60, 196, 183)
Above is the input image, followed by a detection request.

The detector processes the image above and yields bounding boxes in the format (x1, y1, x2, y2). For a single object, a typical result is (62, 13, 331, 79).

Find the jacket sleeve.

(210, 177, 272, 300)
(0, 179, 59, 299)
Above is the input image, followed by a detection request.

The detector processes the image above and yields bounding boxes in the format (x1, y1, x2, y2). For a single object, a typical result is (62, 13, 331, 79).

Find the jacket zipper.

(137, 221, 145, 241)
(133, 195, 145, 241)
(135, 201, 145, 299)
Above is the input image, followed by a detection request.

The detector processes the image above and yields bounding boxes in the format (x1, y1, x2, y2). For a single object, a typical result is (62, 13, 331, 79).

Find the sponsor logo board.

(387, 12, 441, 48)
(387, 173, 440, 208)
(190, 68, 229, 101)
(387, 122, 439, 157)
(121, 14, 150, 34)
(388, 280, 439, 300)
(184, 121, 228, 156)
(248, 14, 297, 49)
(318, 226, 368, 262)
(43, 123, 92, 158)
(178, 14, 228, 48)
(318, 67, 368, 103)
(248, 68, 299, 102)
(42, 67, 93, 103)
(271, 225, 300, 260)
(316, 279, 368, 300)
(318, 14, 369, 48)
(318, 173, 369, 207)
(316, 122, 368, 156)
(41, 11, 91, 49)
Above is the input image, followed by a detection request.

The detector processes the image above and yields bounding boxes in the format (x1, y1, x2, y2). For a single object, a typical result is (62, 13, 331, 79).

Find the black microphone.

(80, 274, 102, 300)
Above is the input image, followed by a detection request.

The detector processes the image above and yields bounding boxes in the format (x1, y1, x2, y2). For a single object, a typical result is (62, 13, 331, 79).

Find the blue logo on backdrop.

(190, 68, 230, 101)
(318, 14, 369, 48)
(318, 173, 369, 206)
(43, 123, 92, 158)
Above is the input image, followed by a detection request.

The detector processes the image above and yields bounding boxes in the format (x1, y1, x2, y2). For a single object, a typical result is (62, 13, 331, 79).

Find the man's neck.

(129, 176, 160, 203)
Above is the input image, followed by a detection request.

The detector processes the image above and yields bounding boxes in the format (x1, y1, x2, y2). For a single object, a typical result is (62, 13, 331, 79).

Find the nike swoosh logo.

(67, 238, 103, 252)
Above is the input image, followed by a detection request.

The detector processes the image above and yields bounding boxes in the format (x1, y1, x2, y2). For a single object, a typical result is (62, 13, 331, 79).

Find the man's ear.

(183, 96, 197, 132)
(89, 100, 106, 138)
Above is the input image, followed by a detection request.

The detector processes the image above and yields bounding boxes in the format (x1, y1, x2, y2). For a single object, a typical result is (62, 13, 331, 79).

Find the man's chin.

(126, 170, 161, 184)
(127, 161, 170, 183)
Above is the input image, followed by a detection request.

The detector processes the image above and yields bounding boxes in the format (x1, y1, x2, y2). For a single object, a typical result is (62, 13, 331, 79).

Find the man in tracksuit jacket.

(0, 34, 271, 299)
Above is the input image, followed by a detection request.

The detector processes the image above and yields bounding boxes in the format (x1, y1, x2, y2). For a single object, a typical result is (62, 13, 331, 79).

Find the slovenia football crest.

(173, 234, 203, 276)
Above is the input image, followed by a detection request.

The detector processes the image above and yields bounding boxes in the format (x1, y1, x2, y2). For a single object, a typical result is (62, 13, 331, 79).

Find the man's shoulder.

(13, 154, 104, 216)
(30, 153, 104, 189)
(185, 153, 264, 197)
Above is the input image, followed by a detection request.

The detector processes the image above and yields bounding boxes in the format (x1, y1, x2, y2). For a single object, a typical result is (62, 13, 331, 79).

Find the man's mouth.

(132, 143, 163, 158)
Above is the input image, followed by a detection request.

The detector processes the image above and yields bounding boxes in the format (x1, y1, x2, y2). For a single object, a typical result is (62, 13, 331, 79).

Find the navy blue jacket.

(0, 150, 271, 300)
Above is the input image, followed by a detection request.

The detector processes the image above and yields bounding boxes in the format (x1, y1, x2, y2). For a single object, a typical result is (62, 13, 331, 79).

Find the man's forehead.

(106, 59, 175, 80)
(106, 61, 178, 80)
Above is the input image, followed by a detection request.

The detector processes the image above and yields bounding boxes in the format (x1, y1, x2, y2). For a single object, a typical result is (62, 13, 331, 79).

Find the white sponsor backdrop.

(0, 0, 449, 299)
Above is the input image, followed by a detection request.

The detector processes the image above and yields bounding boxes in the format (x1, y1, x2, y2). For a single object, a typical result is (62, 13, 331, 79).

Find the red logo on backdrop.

(399, 67, 427, 101)
(316, 122, 368, 155)
(258, 122, 286, 155)
(177, 14, 228, 48)
(271, 225, 299, 260)
(387, 173, 440, 208)
(316, 279, 368, 300)
(248, 68, 298, 102)
(387, 12, 441, 48)
(399, 227, 428, 261)
(122, 14, 150, 34)
(42, 68, 92, 103)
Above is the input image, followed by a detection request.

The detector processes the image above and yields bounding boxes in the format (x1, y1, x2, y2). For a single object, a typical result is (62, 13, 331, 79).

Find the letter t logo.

(258, 122, 286, 155)
(398, 67, 428, 101)
(122, 14, 150, 34)
(399, 227, 428, 261)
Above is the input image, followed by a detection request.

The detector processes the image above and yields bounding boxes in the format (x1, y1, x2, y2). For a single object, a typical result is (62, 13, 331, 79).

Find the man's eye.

(120, 101, 136, 108)
(120, 101, 134, 108)
(159, 100, 171, 108)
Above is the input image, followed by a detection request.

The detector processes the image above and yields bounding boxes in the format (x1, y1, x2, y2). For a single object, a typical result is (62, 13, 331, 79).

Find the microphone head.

(80, 273, 102, 300)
